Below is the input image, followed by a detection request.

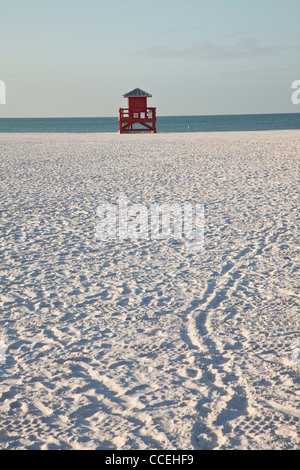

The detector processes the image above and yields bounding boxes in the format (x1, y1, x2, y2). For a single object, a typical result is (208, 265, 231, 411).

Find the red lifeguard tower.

(118, 87, 156, 133)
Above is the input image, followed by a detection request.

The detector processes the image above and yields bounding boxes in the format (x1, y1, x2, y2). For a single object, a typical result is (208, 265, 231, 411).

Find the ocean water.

(0, 113, 299, 133)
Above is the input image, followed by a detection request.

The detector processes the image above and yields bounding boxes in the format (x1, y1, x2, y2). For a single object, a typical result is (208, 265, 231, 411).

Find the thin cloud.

(136, 38, 277, 60)
(163, 25, 205, 34)
(223, 65, 299, 79)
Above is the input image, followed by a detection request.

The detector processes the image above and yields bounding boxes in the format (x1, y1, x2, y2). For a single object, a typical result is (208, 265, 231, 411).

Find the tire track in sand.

(185, 243, 264, 449)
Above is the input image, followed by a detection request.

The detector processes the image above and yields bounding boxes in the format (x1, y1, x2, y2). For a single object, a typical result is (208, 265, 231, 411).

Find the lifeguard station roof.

(123, 87, 152, 98)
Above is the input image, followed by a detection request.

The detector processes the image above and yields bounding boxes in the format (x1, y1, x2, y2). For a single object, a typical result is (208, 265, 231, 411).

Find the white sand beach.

(0, 130, 299, 450)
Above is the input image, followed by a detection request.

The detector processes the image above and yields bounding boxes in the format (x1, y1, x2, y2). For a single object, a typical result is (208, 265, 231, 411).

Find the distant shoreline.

(0, 129, 299, 142)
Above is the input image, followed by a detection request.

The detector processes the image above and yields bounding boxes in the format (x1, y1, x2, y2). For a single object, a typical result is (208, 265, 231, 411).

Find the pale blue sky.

(1, 0, 299, 117)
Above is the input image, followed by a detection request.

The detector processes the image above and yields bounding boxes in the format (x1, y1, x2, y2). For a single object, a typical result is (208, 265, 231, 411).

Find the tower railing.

(119, 107, 156, 120)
